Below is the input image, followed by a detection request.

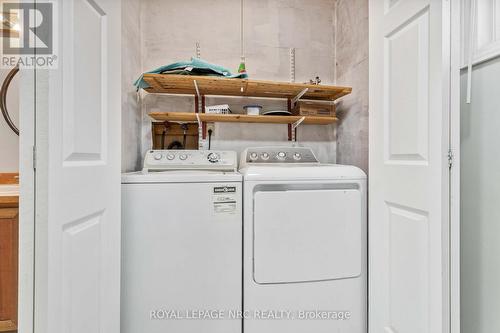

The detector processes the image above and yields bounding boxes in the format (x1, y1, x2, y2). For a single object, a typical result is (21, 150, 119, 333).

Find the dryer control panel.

(240, 147, 319, 167)
(144, 150, 237, 171)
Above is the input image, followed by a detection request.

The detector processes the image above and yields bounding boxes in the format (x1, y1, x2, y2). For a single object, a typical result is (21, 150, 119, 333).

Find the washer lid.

(239, 164, 366, 181)
(121, 170, 242, 184)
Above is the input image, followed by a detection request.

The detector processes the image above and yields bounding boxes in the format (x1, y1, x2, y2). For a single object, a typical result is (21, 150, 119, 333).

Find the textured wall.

(0, 68, 19, 172)
(121, 0, 143, 172)
(334, 0, 369, 174)
(139, 0, 337, 163)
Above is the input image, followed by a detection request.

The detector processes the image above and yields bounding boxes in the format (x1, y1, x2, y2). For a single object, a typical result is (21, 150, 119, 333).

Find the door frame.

(450, 0, 461, 333)
(18, 68, 36, 333)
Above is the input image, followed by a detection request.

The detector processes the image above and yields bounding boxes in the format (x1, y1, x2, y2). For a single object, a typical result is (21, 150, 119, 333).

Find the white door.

(369, 0, 450, 333)
(34, 0, 121, 332)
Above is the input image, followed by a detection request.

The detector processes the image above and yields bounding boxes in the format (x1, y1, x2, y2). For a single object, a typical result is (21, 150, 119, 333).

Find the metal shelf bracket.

(291, 87, 308, 106)
(193, 80, 201, 100)
(290, 116, 305, 142)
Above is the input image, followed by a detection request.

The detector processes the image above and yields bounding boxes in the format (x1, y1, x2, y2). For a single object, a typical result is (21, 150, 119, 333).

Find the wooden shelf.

(143, 74, 351, 101)
(149, 112, 337, 125)
(0, 320, 17, 332)
(0, 29, 18, 38)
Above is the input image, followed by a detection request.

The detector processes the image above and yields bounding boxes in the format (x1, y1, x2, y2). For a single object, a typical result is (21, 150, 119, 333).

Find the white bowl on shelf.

(243, 105, 263, 115)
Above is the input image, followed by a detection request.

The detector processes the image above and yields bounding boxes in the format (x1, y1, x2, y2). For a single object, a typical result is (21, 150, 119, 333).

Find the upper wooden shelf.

(143, 74, 352, 101)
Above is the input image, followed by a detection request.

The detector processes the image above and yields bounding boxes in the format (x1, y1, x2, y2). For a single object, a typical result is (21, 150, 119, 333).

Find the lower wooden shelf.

(148, 112, 337, 125)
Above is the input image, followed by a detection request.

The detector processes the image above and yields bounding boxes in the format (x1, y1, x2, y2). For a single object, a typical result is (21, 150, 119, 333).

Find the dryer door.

(253, 187, 362, 284)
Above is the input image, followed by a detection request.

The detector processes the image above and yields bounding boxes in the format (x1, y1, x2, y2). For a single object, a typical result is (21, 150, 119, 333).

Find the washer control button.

(261, 152, 270, 160)
(249, 152, 259, 161)
(166, 153, 175, 160)
(179, 154, 188, 161)
(153, 153, 163, 161)
(207, 152, 220, 163)
(277, 151, 287, 160)
(293, 152, 302, 160)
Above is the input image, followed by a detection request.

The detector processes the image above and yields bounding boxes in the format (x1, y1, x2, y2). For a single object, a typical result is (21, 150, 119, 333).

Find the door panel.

(385, 8, 429, 164)
(369, 0, 450, 332)
(63, 0, 108, 162)
(385, 203, 430, 333)
(61, 213, 103, 333)
(35, 0, 121, 333)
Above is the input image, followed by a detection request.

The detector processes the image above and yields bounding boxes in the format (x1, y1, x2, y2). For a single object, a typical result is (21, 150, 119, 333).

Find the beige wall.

(334, 0, 369, 174)
(122, 0, 143, 172)
(138, 0, 338, 163)
(121, 0, 369, 170)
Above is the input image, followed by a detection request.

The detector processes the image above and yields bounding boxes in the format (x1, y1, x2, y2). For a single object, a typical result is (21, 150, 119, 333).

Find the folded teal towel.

(134, 57, 248, 90)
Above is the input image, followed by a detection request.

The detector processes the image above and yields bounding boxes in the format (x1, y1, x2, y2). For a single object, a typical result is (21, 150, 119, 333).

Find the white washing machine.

(121, 150, 242, 333)
(239, 147, 367, 333)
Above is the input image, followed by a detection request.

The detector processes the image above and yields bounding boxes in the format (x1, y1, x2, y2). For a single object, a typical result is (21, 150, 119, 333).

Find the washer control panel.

(144, 150, 237, 171)
(241, 147, 319, 166)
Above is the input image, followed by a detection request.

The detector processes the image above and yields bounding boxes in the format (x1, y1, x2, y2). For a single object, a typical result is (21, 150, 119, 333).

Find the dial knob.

(153, 153, 162, 160)
(179, 154, 188, 161)
(293, 152, 302, 160)
(261, 152, 270, 160)
(249, 152, 258, 161)
(166, 153, 175, 160)
(277, 151, 287, 160)
(207, 152, 220, 163)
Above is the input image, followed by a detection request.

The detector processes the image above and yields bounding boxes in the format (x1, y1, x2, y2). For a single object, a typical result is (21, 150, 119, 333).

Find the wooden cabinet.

(0, 198, 18, 332)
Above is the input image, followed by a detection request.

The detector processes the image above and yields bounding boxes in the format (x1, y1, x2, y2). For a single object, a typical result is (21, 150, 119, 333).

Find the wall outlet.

(206, 123, 215, 136)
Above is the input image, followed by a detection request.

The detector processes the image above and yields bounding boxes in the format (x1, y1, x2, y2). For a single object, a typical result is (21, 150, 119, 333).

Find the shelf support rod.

(290, 48, 296, 83)
(291, 88, 308, 106)
(196, 42, 201, 58)
(195, 113, 203, 149)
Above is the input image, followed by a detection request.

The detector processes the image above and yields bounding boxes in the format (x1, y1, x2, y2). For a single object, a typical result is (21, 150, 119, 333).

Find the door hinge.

(448, 149, 454, 169)
(32, 145, 37, 171)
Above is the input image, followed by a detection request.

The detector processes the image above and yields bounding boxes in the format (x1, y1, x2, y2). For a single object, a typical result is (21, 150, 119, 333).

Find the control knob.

(207, 152, 220, 163)
(249, 152, 259, 161)
(276, 151, 287, 160)
(293, 152, 302, 160)
(166, 153, 175, 160)
(179, 154, 188, 161)
(153, 153, 163, 161)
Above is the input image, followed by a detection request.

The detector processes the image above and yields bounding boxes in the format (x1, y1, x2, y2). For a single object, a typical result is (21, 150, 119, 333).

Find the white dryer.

(121, 150, 242, 333)
(239, 147, 367, 333)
